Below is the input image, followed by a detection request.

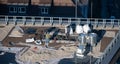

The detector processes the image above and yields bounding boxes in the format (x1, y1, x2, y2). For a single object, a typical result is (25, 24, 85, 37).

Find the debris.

(26, 38, 34, 43)
(34, 40, 42, 45)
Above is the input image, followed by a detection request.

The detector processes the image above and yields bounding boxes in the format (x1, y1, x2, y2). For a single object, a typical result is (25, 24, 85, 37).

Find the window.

(18, 7, 26, 13)
(9, 7, 26, 14)
(41, 8, 48, 14)
(9, 7, 17, 13)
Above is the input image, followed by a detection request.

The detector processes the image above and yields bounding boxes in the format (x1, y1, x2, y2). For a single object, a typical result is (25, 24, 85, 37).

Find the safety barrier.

(0, 15, 120, 29)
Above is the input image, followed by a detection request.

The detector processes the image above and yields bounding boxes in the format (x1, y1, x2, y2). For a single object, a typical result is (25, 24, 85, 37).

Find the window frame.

(18, 7, 26, 14)
(41, 8, 48, 14)
(9, 7, 17, 13)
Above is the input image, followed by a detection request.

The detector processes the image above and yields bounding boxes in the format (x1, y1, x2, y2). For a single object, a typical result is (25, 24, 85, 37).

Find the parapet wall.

(95, 30, 120, 64)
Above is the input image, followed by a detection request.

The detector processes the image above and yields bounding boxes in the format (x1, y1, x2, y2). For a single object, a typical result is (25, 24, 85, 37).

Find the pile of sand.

(19, 45, 77, 64)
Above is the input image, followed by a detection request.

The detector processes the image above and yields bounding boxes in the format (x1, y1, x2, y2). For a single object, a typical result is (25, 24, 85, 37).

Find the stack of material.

(9, 26, 24, 37)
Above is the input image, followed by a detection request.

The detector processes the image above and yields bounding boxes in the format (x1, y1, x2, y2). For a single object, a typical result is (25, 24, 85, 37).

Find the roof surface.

(0, 0, 29, 4)
(31, 0, 52, 6)
(54, 0, 75, 6)
(0, 0, 75, 6)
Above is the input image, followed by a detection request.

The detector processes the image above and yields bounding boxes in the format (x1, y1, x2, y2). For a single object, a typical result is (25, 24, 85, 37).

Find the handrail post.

(68, 18, 71, 25)
(50, 17, 53, 26)
(32, 17, 35, 25)
(111, 19, 114, 28)
(22, 16, 26, 25)
(59, 18, 62, 25)
(13, 16, 16, 25)
(77, 18, 80, 25)
(41, 17, 44, 25)
(87, 18, 90, 24)
(118, 20, 120, 29)
(103, 19, 106, 28)
(95, 19, 98, 28)
(5, 16, 8, 25)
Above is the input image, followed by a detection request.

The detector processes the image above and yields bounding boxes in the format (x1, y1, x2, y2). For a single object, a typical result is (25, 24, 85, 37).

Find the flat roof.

(1, 26, 119, 63)
(0, 0, 29, 5)
(2, 26, 119, 52)
(31, 0, 52, 6)
(54, 0, 75, 6)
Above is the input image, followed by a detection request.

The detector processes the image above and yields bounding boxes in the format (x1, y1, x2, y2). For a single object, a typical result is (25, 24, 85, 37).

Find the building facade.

(0, 0, 89, 18)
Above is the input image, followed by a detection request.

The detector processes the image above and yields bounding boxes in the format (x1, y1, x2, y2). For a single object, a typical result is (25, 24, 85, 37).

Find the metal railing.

(0, 15, 120, 29)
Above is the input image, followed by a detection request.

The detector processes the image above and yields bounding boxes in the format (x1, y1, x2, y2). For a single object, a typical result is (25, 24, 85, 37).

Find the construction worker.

(45, 32, 50, 48)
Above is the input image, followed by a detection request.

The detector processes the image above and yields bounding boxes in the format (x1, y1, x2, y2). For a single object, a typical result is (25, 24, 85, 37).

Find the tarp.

(83, 24, 91, 34)
(69, 27, 73, 35)
(76, 25, 84, 34)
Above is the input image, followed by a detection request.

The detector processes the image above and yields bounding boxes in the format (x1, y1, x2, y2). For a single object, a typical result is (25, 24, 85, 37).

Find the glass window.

(18, 7, 26, 13)
(9, 7, 17, 13)
(41, 8, 48, 14)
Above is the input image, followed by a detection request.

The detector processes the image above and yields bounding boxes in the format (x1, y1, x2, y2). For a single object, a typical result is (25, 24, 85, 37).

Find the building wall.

(0, 4, 8, 15)
(100, 0, 120, 19)
(50, 6, 83, 17)
(8, 5, 27, 16)
(88, 0, 101, 18)
(0, 0, 119, 18)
